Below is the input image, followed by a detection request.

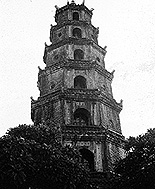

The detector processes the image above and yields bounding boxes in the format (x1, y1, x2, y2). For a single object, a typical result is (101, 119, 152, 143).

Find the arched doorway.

(74, 75, 87, 89)
(79, 148, 95, 171)
(73, 108, 91, 126)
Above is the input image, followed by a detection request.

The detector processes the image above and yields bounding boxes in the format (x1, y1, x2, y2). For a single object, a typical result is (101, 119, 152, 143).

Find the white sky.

(0, 0, 155, 138)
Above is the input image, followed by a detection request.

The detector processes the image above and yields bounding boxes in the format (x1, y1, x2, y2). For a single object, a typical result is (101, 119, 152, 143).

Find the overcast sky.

(1, 0, 155, 138)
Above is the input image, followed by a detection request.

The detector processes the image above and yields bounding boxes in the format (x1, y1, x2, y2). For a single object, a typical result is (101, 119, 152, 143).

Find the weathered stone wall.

(64, 69, 95, 89)
(51, 23, 98, 44)
(119, 146, 126, 159)
(90, 46, 105, 67)
(53, 100, 63, 125)
(68, 44, 88, 59)
(68, 44, 105, 65)
(55, 7, 92, 25)
(81, 10, 91, 23)
(31, 95, 65, 125)
(46, 45, 68, 67)
(51, 26, 69, 44)
(106, 79, 113, 96)
(95, 142, 103, 172)
(56, 9, 69, 25)
(63, 98, 122, 134)
(38, 68, 63, 96)
(32, 1, 125, 174)
(94, 72, 111, 94)
(64, 100, 97, 125)
(46, 43, 105, 68)
(99, 103, 122, 133)
(64, 100, 71, 125)
(64, 68, 111, 91)
(107, 141, 125, 170)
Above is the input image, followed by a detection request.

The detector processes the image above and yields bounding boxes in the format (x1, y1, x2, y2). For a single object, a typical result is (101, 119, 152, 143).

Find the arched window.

(73, 28, 82, 38)
(73, 12, 79, 21)
(74, 75, 87, 89)
(74, 49, 84, 60)
(79, 148, 95, 171)
(73, 108, 91, 126)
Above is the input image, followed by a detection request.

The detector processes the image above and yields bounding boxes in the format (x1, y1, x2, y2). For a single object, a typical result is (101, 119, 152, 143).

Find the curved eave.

(31, 90, 61, 109)
(99, 94, 123, 113)
(64, 59, 113, 81)
(45, 59, 113, 81)
(31, 88, 98, 109)
(51, 20, 97, 32)
(107, 129, 125, 144)
(44, 38, 107, 57)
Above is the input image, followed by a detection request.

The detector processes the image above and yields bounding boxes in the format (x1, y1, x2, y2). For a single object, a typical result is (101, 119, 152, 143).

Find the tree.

(114, 128, 155, 189)
(0, 124, 90, 189)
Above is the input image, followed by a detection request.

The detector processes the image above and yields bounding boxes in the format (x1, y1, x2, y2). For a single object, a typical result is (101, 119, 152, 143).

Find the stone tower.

(31, 0, 125, 172)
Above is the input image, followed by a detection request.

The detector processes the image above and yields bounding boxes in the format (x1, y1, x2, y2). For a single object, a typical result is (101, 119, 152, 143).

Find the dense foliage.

(0, 124, 90, 189)
(114, 128, 155, 189)
(2, 124, 155, 189)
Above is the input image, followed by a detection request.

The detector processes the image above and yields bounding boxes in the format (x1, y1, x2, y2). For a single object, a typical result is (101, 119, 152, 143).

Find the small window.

(73, 12, 79, 21)
(74, 75, 87, 89)
(74, 49, 84, 60)
(73, 28, 82, 38)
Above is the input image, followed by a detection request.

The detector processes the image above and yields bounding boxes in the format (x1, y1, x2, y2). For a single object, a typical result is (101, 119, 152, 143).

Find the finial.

(44, 42, 48, 47)
(95, 27, 99, 35)
(38, 66, 42, 71)
(55, 5, 59, 10)
(30, 96, 35, 102)
(82, 0, 85, 5)
(103, 46, 107, 50)
(120, 99, 123, 106)
(111, 70, 115, 75)
(67, 0, 69, 5)
(71, 0, 75, 3)
(90, 8, 94, 12)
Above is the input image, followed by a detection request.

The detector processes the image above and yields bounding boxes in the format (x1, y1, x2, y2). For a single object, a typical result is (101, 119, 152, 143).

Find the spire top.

(82, 0, 85, 5)
(71, 0, 75, 4)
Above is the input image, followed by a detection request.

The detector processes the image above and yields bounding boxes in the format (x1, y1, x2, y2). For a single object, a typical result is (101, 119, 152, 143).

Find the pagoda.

(31, 0, 125, 172)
